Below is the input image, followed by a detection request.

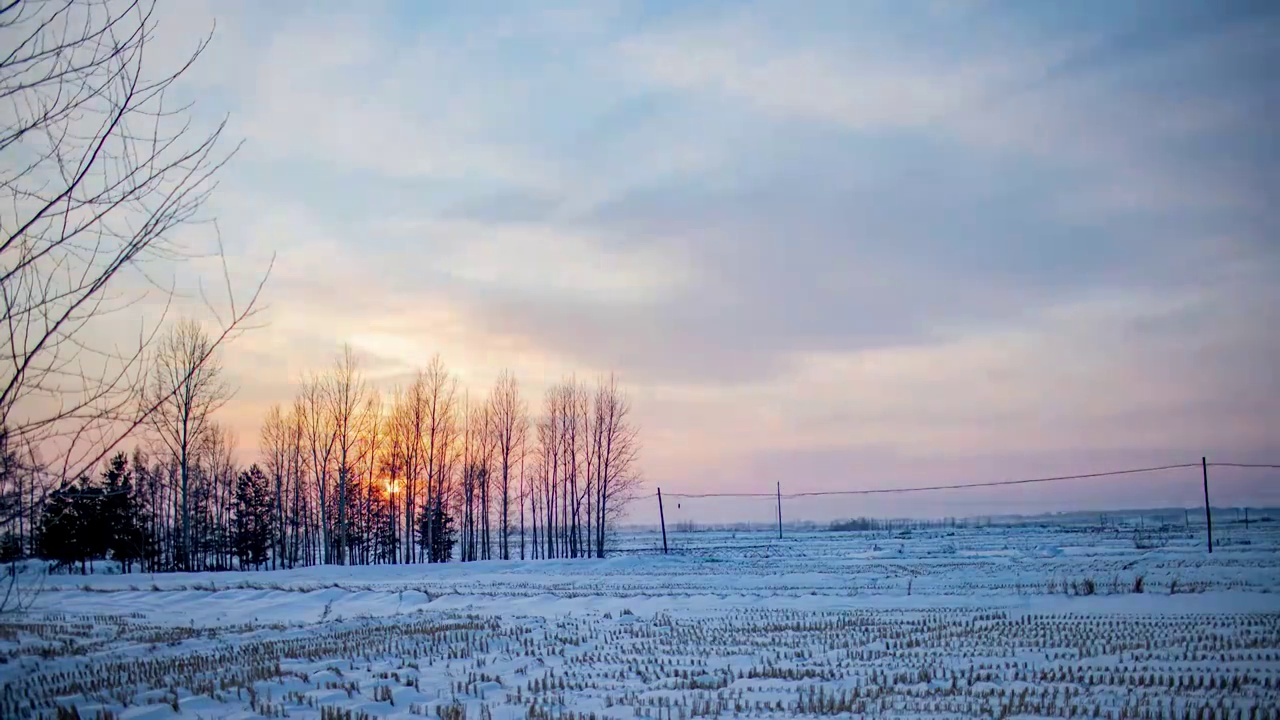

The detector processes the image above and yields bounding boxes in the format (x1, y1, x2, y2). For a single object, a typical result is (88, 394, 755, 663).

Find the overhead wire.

(660, 461, 1276, 499)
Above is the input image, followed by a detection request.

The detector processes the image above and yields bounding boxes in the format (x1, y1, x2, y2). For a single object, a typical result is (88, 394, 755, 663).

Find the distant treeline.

(828, 517, 966, 532)
(1, 339, 643, 574)
(827, 509, 1273, 533)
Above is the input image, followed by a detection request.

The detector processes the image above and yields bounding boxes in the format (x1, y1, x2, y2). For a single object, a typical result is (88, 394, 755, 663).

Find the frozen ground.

(3, 522, 1278, 719)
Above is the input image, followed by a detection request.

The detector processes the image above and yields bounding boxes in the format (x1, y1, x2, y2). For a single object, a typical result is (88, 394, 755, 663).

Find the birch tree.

(327, 345, 367, 566)
(593, 374, 640, 558)
(142, 320, 229, 570)
(300, 373, 335, 564)
(488, 371, 526, 560)
(421, 356, 456, 562)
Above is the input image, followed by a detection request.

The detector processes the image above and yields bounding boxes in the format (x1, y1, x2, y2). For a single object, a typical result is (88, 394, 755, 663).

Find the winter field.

(3, 519, 1279, 720)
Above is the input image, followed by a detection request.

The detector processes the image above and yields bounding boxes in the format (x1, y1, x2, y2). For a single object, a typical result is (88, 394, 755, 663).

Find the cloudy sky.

(146, 0, 1277, 522)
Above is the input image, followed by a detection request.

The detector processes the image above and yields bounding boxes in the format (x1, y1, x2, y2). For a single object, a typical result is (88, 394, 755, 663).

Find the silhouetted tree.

(102, 452, 147, 573)
(144, 320, 233, 571)
(234, 465, 275, 570)
(37, 485, 79, 572)
(27, 351, 637, 576)
(37, 474, 108, 573)
(419, 504, 456, 563)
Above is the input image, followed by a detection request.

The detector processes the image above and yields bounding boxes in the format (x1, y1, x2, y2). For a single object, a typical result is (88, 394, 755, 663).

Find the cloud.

(634, 276, 1280, 517)
(111, 0, 1280, 511)
(614, 1, 1278, 222)
(373, 216, 693, 304)
(615, 10, 1022, 132)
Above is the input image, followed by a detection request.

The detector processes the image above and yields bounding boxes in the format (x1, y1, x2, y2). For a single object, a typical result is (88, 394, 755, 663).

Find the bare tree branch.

(1, 0, 270, 495)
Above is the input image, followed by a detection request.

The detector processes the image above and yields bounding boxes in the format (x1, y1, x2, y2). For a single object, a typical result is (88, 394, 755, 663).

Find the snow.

(3, 522, 1278, 718)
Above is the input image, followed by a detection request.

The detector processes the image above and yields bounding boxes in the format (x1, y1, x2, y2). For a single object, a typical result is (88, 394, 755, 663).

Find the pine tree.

(36, 486, 74, 570)
(0, 429, 22, 560)
(0, 533, 21, 562)
(372, 492, 396, 564)
(419, 504, 457, 563)
(101, 453, 146, 573)
(72, 474, 108, 573)
(234, 465, 274, 569)
(127, 450, 161, 573)
(37, 478, 93, 573)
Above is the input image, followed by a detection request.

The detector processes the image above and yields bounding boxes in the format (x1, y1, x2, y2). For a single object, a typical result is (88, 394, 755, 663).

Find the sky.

(126, 0, 1278, 522)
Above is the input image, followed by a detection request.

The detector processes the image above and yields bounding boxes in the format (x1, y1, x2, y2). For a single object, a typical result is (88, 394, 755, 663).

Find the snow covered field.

(4, 522, 1279, 719)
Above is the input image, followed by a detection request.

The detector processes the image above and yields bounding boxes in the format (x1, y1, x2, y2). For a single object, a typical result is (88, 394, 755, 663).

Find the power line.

(661, 460, 1277, 500)
(1208, 462, 1280, 469)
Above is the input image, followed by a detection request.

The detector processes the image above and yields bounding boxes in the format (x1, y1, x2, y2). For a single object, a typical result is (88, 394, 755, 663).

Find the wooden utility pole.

(657, 488, 668, 555)
(776, 482, 783, 539)
(1202, 457, 1213, 554)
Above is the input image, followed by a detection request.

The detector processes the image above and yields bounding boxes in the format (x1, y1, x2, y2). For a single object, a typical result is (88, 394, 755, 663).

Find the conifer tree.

(234, 465, 275, 569)
(102, 453, 146, 573)
(37, 483, 80, 572)
(419, 504, 457, 563)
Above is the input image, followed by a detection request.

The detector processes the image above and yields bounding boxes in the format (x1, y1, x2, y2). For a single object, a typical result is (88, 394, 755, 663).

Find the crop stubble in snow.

(2, 523, 1278, 718)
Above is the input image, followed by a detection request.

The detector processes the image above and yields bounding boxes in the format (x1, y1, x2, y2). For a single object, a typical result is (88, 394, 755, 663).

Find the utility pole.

(657, 488, 668, 555)
(1202, 457, 1213, 554)
(776, 482, 783, 539)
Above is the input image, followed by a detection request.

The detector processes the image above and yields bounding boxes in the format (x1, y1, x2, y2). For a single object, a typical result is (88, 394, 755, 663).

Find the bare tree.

(477, 394, 497, 560)
(0, 0, 271, 497)
(383, 384, 410, 563)
(487, 370, 526, 560)
(284, 397, 306, 567)
(536, 384, 565, 559)
(593, 374, 640, 558)
(299, 373, 335, 564)
(399, 373, 426, 563)
(460, 390, 478, 561)
(577, 380, 595, 559)
(259, 402, 290, 569)
(420, 355, 455, 563)
(518, 427, 527, 560)
(430, 378, 459, 561)
(200, 420, 236, 570)
(562, 379, 587, 558)
(357, 388, 382, 564)
(327, 344, 366, 565)
(142, 319, 230, 570)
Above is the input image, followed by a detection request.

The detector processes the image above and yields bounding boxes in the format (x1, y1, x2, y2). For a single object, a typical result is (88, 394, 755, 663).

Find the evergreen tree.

(0, 532, 21, 562)
(101, 452, 146, 573)
(234, 465, 274, 569)
(375, 499, 396, 564)
(37, 478, 92, 573)
(72, 474, 108, 573)
(340, 472, 366, 563)
(419, 504, 456, 563)
(0, 428, 20, 558)
(128, 450, 161, 573)
(36, 487, 73, 571)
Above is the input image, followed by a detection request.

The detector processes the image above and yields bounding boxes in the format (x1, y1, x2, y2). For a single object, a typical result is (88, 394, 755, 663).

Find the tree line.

(1, 326, 641, 573)
(254, 346, 642, 569)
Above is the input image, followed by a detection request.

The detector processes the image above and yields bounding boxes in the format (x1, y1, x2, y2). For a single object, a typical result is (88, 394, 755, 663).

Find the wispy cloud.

(133, 0, 1280, 516)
